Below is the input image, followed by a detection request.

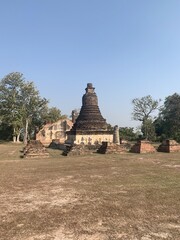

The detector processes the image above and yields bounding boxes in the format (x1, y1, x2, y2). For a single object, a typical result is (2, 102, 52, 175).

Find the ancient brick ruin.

(97, 142, 131, 154)
(36, 119, 73, 147)
(158, 139, 180, 153)
(130, 140, 156, 153)
(23, 140, 49, 158)
(62, 144, 97, 156)
(66, 83, 113, 145)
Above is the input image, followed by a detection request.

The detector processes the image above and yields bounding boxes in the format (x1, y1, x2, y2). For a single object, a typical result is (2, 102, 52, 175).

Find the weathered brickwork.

(158, 140, 180, 153)
(130, 140, 156, 153)
(62, 144, 97, 156)
(66, 83, 114, 146)
(36, 119, 73, 146)
(97, 142, 130, 154)
(23, 140, 49, 158)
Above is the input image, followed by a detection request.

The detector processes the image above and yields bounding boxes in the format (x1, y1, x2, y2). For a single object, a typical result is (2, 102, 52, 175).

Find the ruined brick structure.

(97, 142, 130, 154)
(36, 119, 73, 147)
(66, 83, 113, 145)
(23, 140, 49, 158)
(158, 139, 180, 153)
(130, 140, 156, 153)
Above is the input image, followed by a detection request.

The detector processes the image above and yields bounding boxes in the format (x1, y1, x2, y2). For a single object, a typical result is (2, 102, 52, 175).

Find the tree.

(141, 118, 156, 141)
(159, 93, 180, 142)
(107, 123, 114, 131)
(132, 95, 161, 140)
(154, 115, 167, 142)
(43, 107, 66, 124)
(20, 81, 48, 144)
(0, 72, 48, 143)
(132, 95, 160, 122)
(0, 72, 24, 142)
(119, 127, 137, 141)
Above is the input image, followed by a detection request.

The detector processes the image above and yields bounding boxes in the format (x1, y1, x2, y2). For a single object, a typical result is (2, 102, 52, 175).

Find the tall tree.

(20, 81, 48, 144)
(154, 116, 167, 141)
(132, 95, 161, 140)
(160, 93, 180, 142)
(0, 72, 48, 143)
(0, 72, 24, 142)
(141, 118, 156, 141)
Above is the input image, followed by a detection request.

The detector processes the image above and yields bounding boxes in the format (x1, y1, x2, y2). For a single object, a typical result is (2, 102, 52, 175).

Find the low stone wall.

(158, 140, 180, 153)
(130, 140, 156, 154)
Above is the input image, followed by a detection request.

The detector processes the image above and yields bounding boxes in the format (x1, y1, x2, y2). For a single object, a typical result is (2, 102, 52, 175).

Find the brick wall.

(158, 140, 180, 153)
(130, 140, 156, 153)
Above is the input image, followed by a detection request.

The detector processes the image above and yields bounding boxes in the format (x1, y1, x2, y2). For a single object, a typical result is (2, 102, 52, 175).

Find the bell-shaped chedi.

(66, 83, 113, 145)
(71, 83, 108, 131)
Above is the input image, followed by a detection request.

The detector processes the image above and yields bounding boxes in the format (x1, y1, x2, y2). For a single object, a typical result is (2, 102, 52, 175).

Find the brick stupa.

(66, 83, 113, 145)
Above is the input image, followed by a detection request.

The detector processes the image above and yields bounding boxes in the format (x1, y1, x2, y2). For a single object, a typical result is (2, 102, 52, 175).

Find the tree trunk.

(17, 133, 20, 142)
(23, 119, 29, 145)
(13, 128, 16, 143)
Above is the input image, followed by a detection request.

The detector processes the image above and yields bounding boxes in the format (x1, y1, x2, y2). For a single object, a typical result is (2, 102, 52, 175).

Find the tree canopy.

(119, 127, 137, 141)
(155, 93, 180, 142)
(43, 107, 67, 124)
(0, 72, 25, 142)
(132, 95, 160, 122)
(0, 72, 63, 143)
(132, 95, 161, 140)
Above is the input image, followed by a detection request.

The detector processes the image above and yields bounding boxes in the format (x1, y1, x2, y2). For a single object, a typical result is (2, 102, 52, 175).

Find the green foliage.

(43, 107, 66, 124)
(107, 123, 114, 131)
(20, 81, 48, 144)
(154, 116, 167, 141)
(141, 118, 156, 141)
(0, 72, 49, 142)
(0, 72, 24, 141)
(158, 93, 180, 142)
(119, 127, 137, 141)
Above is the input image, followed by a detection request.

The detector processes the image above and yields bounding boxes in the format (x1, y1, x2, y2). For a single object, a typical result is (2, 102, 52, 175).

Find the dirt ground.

(0, 143, 180, 240)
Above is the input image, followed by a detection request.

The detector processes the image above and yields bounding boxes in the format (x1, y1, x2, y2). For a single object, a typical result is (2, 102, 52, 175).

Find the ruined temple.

(36, 118, 73, 147)
(66, 83, 113, 145)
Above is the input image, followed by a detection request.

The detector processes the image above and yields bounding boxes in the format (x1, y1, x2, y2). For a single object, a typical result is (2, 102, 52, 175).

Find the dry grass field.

(0, 142, 180, 240)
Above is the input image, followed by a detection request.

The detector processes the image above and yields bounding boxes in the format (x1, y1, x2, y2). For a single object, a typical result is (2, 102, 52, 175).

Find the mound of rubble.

(62, 144, 99, 156)
(23, 140, 49, 158)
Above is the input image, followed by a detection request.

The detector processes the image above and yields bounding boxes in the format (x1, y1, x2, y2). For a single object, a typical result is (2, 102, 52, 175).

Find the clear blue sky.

(1, 0, 180, 129)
